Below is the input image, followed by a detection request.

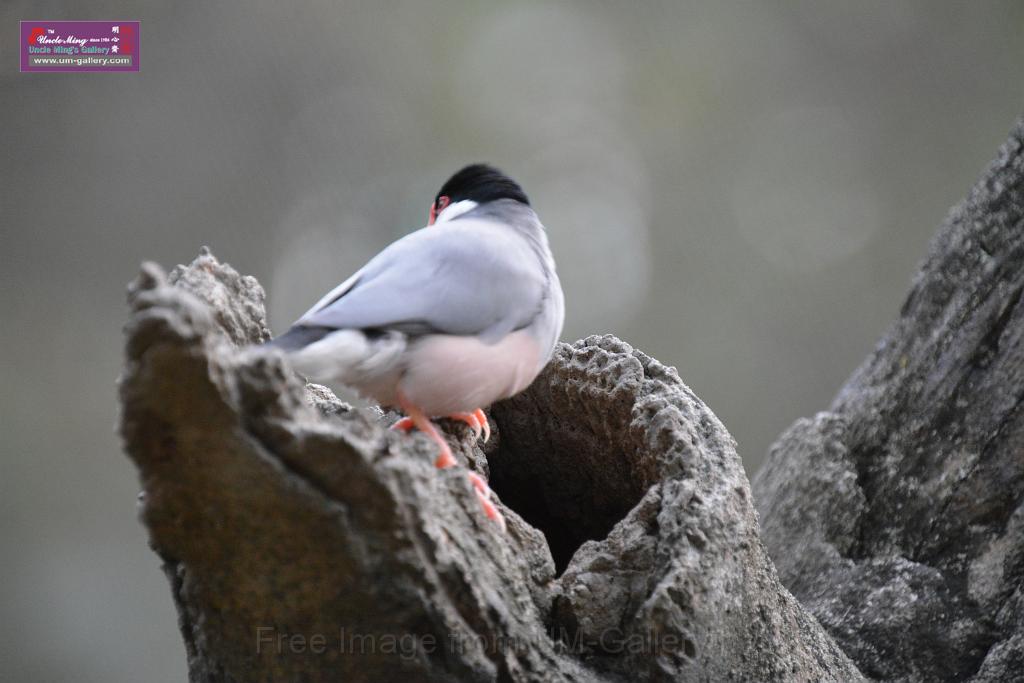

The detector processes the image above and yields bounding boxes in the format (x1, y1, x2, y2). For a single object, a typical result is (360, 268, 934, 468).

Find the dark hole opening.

(487, 415, 648, 574)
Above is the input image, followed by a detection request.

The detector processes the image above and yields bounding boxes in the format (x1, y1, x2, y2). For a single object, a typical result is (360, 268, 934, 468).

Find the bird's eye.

(436, 196, 450, 211)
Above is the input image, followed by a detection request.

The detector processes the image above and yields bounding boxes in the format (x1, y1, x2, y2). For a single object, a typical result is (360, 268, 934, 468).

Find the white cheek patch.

(435, 200, 478, 224)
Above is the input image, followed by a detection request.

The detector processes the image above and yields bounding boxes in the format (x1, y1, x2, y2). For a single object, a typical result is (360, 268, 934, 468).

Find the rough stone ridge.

(754, 118, 1024, 681)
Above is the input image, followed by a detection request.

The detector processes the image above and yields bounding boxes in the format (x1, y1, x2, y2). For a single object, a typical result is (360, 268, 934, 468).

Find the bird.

(266, 164, 565, 530)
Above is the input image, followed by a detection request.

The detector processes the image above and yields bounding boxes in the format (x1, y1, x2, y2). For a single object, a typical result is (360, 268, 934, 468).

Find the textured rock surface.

(120, 254, 861, 681)
(122, 119, 1024, 682)
(493, 339, 861, 681)
(754, 119, 1024, 681)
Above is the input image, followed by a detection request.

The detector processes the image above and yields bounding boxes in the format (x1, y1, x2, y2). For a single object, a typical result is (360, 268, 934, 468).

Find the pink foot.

(396, 395, 456, 468)
(467, 472, 506, 531)
(449, 412, 482, 440)
(398, 410, 490, 443)
(393, 397, 503, 530)
(449, 409, 490, 443)
(390, 416, 415, 432)
(473, 408, 491, 443)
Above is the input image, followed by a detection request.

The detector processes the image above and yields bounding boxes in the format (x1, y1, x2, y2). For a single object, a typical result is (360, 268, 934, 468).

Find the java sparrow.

(267, 164, 565, 529)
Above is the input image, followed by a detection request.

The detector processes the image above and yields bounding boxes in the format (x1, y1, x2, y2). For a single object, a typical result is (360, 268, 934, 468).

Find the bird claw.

(394, 411, 490, 443)
(467, 472, 506, 531)
(450, 409, 490, 443)
(473, 408, 491, 443)
(392, 399, 502, 530)
(467, 471, 490, 498)
(390, 416, 415, 432)
(449, 412, 482, 440)
(434, 442, 456, 469)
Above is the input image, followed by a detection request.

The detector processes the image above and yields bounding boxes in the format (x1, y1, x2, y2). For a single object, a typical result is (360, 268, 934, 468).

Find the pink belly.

(397, 330, 541, 416)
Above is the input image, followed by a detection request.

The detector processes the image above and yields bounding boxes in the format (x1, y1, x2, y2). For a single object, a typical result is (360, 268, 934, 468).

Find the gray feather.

(297, 206, 551, 343)
(263, 325, 333, 350)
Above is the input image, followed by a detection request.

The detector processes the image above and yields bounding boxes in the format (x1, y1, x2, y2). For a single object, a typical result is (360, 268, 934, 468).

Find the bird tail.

(264, 326, 406, 388)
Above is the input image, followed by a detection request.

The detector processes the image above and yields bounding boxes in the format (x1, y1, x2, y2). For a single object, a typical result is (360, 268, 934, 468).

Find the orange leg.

(392, 409, 490, 443)
(397, 394, 456, 469)
(391, 400, 504, 531)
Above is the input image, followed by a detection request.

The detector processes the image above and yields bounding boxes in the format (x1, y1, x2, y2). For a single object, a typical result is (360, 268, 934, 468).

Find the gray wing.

(296, 219, 547, 343)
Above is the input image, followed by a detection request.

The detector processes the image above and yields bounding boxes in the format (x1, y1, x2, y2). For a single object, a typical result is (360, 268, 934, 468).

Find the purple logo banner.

(21, 21, 139, 72)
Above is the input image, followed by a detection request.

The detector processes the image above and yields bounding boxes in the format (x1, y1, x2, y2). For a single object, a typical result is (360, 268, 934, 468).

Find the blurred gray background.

(2, 1, 1022, 681)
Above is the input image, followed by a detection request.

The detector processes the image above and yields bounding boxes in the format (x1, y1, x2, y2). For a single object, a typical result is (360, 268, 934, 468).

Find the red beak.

(428, 196, 450, 226)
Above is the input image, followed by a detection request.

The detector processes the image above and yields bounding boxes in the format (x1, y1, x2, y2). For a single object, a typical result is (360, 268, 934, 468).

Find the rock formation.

(120, 118, 1024, 681)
